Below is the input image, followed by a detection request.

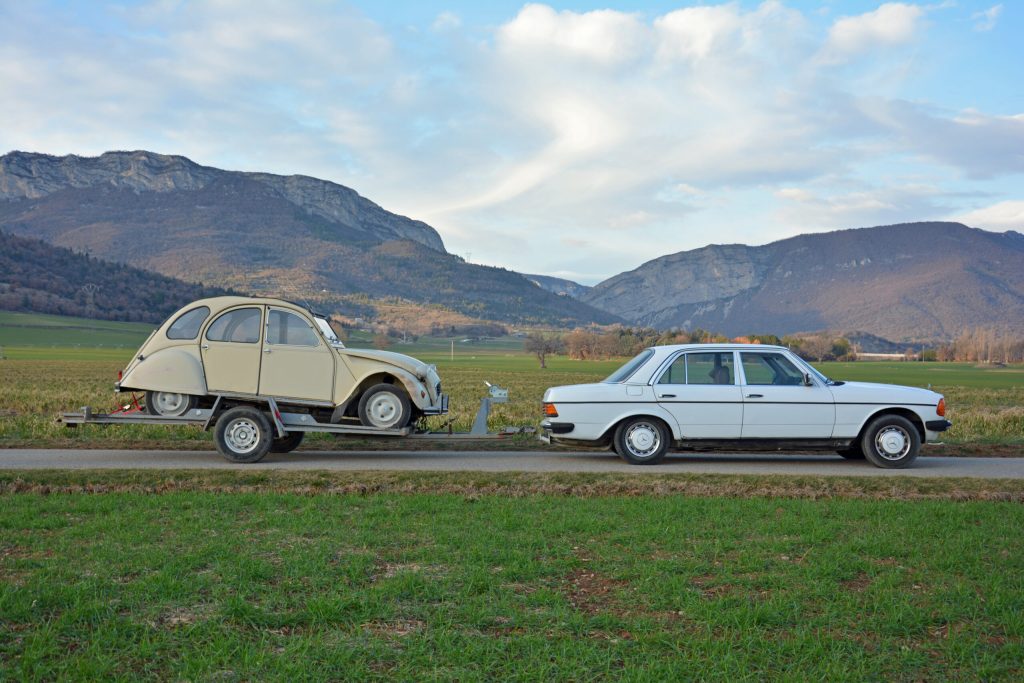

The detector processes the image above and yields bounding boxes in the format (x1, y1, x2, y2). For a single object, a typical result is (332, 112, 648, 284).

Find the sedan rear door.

(654, 351, 744, 438)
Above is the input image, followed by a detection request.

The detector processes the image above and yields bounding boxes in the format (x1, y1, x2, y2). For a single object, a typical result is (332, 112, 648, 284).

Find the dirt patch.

(372, 562, 446, 582)
(840, 571, 872, 593)
(151, 605, 211, 629)
(563, 567, 628, 615)
(362, 619, 425, 637)
(691, 573, 737, 600)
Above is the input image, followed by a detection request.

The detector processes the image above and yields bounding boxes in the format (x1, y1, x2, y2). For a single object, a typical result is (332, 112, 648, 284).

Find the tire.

(357, 384, 412, 430)
(613, 417, 670, 465)
(270, 431, 305, 453)
(860, 415, 921, 469)
(146, 390, 197, 417)
(214, 406, 273, 464)
(837, 445, 865, 460)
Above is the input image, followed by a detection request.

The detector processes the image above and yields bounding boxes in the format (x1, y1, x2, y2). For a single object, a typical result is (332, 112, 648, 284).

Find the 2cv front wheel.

(358, 384, 412, 430)
(214, 406, 273, 463)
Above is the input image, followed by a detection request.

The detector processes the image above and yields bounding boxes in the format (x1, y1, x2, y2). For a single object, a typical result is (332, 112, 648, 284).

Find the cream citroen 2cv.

(115, 296, 447, 460)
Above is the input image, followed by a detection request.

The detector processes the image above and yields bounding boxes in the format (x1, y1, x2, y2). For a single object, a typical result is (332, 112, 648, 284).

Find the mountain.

(0, 150, 619, 326)
(523, 274, 591, 299)
(0, 231, 233, 323)
(583, 222, 1024, 342)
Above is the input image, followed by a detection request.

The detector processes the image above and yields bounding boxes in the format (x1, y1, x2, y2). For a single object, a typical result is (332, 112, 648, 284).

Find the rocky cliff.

(583, 222, 1024, 341)
(0, 150, 445, 252)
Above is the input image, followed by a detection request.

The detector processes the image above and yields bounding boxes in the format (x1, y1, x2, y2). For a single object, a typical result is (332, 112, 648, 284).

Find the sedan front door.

(739, 351, 835, 438)
(654, 351, 744, 438)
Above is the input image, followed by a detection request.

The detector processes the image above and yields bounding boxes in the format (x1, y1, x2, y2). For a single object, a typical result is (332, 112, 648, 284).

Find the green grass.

(0, 311, 154, 351)
(1, 480, 1021, 680)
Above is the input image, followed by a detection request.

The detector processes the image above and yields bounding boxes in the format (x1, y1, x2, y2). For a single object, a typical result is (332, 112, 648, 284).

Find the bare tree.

(524, 332, 565, 368)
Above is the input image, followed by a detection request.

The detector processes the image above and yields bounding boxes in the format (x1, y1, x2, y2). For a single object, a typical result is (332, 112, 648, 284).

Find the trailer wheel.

(358, 384, 412, 429)
(146, 390, 197, 417)
(214, 406, 273, 463)
(270, 431, 305, 453)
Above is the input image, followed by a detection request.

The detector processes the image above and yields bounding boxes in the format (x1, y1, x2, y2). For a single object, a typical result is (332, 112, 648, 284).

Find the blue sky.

(2, 1, 1021, 284)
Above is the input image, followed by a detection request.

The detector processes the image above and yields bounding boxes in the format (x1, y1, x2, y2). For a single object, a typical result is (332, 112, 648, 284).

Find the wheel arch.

(856, 407, 926, 443)
(335, 369, 427, 420)
(599, 409, 678, 443)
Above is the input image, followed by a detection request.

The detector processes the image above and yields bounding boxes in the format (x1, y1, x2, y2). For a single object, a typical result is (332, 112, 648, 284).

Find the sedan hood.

(339, 348, 430, 378)
(830, 381, 942, 405)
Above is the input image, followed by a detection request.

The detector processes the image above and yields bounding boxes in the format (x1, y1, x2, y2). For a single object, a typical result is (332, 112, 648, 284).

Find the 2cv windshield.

(315, 317, 344, 346)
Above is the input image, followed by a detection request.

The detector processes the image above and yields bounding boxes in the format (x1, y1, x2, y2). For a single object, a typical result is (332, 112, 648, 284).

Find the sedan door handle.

(746, 393, 763, 398)
(659, 394, 676, 398)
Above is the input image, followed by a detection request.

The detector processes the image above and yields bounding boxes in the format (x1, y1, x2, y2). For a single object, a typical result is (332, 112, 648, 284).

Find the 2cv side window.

(166, 306, 210, 340)
(205, 307, 262, 344)
(267, 309, 320, 347)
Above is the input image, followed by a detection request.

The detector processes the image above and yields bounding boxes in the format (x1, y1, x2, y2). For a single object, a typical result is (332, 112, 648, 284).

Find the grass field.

(1, 471, 1021, 680)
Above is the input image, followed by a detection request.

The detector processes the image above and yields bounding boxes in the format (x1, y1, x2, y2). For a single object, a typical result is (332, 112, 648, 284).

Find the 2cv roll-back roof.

(168, 296, 316, 320)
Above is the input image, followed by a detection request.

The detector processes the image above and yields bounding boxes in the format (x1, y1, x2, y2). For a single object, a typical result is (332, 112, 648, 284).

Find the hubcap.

(367, 392, 403, 428)
(625, 422, 661, 458)
(154, 392, 187, 416)
(225, 418, 260, 454)
(875, 426, 911, 460)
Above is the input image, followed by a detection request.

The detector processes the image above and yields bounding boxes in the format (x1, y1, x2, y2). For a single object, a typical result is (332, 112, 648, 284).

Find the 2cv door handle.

(263, 347, 271, 354)
(201, 344, 209, 350)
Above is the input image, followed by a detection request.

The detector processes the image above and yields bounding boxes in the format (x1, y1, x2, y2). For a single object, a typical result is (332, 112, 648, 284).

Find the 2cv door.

(201, 306, 265, 394)
(257, 306, 334, 402)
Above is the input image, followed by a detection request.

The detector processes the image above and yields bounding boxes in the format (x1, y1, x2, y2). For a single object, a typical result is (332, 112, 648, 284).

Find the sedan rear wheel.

(145, 390, 197, 417)
(614, 417, 669, 465)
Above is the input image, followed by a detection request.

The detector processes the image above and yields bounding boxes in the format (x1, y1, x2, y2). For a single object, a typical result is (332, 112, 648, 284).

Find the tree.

(524, 332, 565, 369)
(372, 332, 391, 350)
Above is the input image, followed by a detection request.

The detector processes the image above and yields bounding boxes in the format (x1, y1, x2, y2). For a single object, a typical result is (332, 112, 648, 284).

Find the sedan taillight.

(543, 403, 558, 418)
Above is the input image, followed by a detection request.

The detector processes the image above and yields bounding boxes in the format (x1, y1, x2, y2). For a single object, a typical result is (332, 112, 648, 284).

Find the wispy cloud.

(972, 4, 1002, 32)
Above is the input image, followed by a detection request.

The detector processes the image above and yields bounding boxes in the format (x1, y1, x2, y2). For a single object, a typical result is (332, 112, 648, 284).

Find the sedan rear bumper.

(926, 419, 952, 432)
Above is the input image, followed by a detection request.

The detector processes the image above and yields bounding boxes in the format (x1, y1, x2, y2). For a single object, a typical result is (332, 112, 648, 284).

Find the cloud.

(819, 3, 924, 63)
(0, 1, 1019, 284)
(972, 5, 1002, 32)
(953, 200, 1024, 230)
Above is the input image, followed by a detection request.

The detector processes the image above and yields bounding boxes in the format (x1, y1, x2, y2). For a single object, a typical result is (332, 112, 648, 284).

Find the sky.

(1, 1, 1022, 284)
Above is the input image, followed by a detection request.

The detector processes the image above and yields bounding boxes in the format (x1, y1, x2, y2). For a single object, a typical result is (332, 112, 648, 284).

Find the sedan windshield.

(315, 316, 344, 346)
(604, 349, 655, 383)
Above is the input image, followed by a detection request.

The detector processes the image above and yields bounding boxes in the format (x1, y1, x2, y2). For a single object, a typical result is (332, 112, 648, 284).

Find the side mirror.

(803, 373, 812, 386)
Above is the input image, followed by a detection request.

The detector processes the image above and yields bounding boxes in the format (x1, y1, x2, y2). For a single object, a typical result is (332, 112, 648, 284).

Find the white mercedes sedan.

(540, 344, 951, 468)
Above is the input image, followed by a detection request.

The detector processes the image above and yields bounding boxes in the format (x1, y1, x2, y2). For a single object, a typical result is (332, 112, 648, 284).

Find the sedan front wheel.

(861, 415, 921, 469)
(614, 417, 669, 465)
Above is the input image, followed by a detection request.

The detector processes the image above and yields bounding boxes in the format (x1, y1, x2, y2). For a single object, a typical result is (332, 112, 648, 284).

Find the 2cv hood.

(338, 348, 431, 378)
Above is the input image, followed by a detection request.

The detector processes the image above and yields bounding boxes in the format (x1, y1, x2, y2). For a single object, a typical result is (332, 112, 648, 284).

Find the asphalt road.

(0, 449, 1022, 478)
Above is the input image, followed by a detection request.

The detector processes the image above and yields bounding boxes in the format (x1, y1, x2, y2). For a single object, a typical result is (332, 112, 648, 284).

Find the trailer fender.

(120, 346, 208, 396)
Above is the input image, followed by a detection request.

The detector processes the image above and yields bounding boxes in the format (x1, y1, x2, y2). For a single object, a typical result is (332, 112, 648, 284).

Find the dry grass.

(2, 469, 1024, 501)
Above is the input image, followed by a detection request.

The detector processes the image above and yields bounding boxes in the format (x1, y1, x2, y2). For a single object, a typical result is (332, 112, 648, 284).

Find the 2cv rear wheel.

(146, 390, 198, 417)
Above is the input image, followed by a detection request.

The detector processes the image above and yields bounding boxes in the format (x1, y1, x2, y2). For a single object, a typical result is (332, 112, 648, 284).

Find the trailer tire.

(270, 431, 305, 453)
(358, 384, 412, 430)
(215, 406, 273, 463)
(146, 390, 197, 417)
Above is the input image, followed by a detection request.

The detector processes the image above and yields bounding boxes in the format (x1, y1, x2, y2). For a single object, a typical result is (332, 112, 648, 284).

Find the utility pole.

(451, 340, 454, 361)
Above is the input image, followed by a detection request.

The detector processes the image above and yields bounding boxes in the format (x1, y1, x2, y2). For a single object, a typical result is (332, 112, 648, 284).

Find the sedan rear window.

(604, 349, 655, 383)
(166, 306, 210, 340)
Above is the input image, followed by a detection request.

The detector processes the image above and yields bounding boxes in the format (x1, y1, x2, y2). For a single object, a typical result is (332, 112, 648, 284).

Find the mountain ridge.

(583, 222, 1024, 341)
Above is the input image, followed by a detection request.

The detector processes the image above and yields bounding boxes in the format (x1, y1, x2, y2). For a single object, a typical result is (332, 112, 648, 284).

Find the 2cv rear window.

(166, 306, 210, 340)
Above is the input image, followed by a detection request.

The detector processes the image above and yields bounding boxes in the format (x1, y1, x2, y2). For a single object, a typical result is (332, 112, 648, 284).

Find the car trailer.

(60, 384, 529, 464)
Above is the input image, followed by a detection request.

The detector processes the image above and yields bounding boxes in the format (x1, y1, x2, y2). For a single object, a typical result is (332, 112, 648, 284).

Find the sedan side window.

(741, 353, 804, 385)
(657, 356, 686, 384)
(206, 307, 262, 344)
(166, 306, 210, 340)
(686, 352, 734, 385)
(267, 309, 320, 347)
